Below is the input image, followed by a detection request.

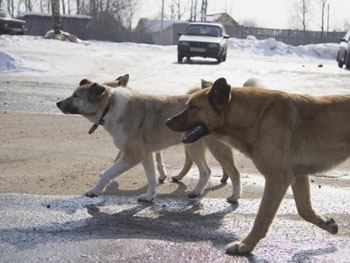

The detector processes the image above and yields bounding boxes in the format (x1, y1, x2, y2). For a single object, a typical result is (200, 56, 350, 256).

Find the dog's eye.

(188, 104, 199, 111)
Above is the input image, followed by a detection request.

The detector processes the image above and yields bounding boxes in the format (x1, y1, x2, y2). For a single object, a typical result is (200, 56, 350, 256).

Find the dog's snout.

(56, 101, 62, 109)
(56, 99, 72, 114)
(166, 117, 184, 132)
(165, 118, 173, 129)
(166, 117, 180, 131)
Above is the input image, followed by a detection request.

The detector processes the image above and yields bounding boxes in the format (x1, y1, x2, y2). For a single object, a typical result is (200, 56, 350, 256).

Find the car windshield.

(184, 25, 223, 37)
(0, 9, 11, 18)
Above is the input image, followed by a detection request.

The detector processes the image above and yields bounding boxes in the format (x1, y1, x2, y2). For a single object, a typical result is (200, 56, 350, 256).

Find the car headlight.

(179, 41, 190, 46)
(208, 43, 219, 48)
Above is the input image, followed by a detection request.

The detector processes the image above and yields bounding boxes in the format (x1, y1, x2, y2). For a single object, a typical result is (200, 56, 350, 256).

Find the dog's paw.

(137, 194, 154, 202)
(171, 175, 182, 182)
(158, 176, 166, 184)
(188, 191, 201, 199)
(325, 217, 338, 234)
(225, 241, 252, 255)
(220, 176, 228, 184)
(85, 189, 100, 198)
(226, 195, 239, 204)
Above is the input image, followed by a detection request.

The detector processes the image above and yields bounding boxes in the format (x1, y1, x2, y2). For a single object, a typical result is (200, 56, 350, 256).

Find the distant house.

(135, 18, 188, 45)
(135, 18, 183, 33)
(135, 13, 239, 33)
(205, 12, 239, 26)
(135, 13, 239, 45)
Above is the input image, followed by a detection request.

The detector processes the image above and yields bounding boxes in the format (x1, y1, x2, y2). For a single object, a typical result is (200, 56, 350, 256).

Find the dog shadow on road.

(0, 191, 340, 262)
(288, 246, 338, 263)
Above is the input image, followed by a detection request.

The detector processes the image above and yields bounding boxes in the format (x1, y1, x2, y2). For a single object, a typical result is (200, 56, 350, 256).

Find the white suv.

(177, 22, 229, 63)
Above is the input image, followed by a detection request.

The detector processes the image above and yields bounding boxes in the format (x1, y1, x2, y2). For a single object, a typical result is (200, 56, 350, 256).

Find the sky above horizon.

(136, 0, 350, 31)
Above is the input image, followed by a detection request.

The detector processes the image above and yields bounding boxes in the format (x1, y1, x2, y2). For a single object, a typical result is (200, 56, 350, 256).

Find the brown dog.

(166, 77, 342, 255)
(173, 77, 265, 182)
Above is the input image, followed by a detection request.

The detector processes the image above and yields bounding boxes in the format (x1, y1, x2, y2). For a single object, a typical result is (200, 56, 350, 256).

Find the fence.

(19, 13, 346, 46)
(225, 25, 346, 46)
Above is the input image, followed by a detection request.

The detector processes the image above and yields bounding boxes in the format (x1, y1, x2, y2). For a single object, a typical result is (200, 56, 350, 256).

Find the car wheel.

(345, 52, 350, 69)
(337, 52, 344, 68)
(177, 53, 183, 63)
(217, 53, 223, 64)
(338, 60, 344, 68)
(222, 52, 227, 62)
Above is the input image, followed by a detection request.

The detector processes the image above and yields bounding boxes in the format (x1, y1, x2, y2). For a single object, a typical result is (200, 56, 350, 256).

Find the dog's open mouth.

(181, 123, 209, 144)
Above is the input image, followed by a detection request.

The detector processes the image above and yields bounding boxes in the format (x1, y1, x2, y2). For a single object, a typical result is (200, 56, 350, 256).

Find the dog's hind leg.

(226, 173, 293, 255)
(139, 152, 158, 202)
(85, 153, 140, 198)
(171, 149, 193, 182)
(185, 143, 211, 198)
(155, 151, 167, 183)
(207, 139, 241, 203)
(291, 175, 338, 234)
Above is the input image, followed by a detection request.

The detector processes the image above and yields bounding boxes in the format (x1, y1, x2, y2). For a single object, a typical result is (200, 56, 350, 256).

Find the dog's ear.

(115, 74, 129, 87)
(79, 79, 93, 86)
(209, 78, 231, 109)
(201, 79, 213, 89)
(88, 83, 106, 102)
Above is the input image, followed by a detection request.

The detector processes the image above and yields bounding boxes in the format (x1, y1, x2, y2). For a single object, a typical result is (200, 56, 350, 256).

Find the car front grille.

(188, 42, 208, 48)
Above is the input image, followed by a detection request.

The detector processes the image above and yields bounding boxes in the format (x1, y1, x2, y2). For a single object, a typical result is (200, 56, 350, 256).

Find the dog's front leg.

(225, 174, 293, 255)
(155, 151, 167, 183)
(85, 155, 138, 198)
(138, 152, 158, 202)
(185, 144, 211, 198)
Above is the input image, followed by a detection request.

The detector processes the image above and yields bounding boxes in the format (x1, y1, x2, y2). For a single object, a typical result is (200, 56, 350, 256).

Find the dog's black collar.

(88, 98, 111, 134)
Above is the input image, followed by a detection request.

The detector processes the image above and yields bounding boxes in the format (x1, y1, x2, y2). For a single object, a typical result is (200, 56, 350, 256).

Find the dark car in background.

(0, 8, 25, 35)
(177, 22, 229, 64)
(336, 30, 350, 69)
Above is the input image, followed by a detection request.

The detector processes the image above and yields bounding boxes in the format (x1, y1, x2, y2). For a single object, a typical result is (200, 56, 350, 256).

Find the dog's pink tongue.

(180, 132, 190, 142)
(181, 124, 209, 144)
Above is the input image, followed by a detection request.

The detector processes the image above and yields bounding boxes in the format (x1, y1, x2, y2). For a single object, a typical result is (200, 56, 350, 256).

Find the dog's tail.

(186, 79, 214, 94)
(243, 78, 265, 88)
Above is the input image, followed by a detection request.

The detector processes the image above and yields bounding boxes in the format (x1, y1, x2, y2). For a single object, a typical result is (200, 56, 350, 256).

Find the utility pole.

(160, 0, 164, 45)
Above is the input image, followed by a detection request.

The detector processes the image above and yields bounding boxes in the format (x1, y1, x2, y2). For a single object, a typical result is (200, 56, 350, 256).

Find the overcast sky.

(136, 0, 350, 31)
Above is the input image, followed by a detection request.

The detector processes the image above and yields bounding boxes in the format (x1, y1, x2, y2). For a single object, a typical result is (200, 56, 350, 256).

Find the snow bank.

(228, 35, 338, 59)
(0, 52, 17, 72)
(0, 35, 338, 73)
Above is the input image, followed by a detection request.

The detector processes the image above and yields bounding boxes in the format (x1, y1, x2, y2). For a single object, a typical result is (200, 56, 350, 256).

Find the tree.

(241, 19, 258, 28)
(190, 0, 197, 21)
(119, 0, 139, 31)
(290, 0, 312, 31)
(200, 0, 207, 21)
(169, 0, 189, 20)
(344, 19, 350, 31)
(51, 0, 61, 34)
(319, 0, 327, 33)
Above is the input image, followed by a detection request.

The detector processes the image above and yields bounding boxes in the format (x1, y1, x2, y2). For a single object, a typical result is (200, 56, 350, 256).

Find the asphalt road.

(1, 80, 350, 262)
(1, 189, 350, 263)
